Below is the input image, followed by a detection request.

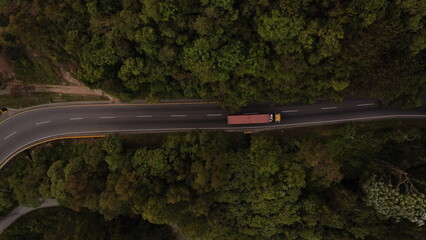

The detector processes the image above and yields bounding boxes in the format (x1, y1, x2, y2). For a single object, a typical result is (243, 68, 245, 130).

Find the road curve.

(0, 199, 58, 233)
(0, 97, 425, 168)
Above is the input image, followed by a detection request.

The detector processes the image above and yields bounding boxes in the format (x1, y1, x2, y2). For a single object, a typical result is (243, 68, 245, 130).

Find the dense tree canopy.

(1, 124, 425, 239)
(0, 207, 176, 240)
(0, 0, 425, 108)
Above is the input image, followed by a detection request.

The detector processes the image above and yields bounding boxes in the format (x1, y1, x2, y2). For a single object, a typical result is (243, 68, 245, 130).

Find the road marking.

(70, 118, 83, 120)
(4, 132, 16, 140)
(243, 112, 258, 114)
(3, 114, 426, 168)
(100, 116, 116, 119)
(35, 121, 50, 125)
(137, 115, 152, 118)
(0, 102, 220, 128)
(171, 115, 187, 117)
(321, 107, 337, 110)
(207, 114, 222, 117)
(281, 110, 299, 113)
(357, 103, 374, 107)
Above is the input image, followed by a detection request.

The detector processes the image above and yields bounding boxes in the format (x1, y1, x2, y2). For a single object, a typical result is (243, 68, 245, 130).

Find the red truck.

(227, 113, 281, 125)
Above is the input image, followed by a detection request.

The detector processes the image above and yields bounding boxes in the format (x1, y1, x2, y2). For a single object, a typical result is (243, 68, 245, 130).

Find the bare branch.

(373, 159, 420, 194)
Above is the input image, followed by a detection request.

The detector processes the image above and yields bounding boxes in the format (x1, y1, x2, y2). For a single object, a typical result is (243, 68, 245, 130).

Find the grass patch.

(12, 57, 61, 85)
(0, 92, 108, 108)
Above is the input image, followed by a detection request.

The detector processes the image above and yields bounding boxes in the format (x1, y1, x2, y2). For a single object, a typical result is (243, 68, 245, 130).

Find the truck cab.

(274, 113, 281, 122)
(269, 113, 282, 123)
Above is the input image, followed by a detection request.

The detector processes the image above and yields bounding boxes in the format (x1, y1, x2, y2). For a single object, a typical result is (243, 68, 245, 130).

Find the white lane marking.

(137, 115, 152, 118)
(3, 114, 426, 165)
(35, 121, 50, 125)
(70, 118, 83, 120)
(4, 132, 16, 140)
(100, 116, 116, 119)
(281, 110, 299, 113)
(321, 107, 337, 110)
(357, 103, 374, 107)
(171, 115, 187, 117)
(207, 114, 222, 117)
(243, 112, 258, 114)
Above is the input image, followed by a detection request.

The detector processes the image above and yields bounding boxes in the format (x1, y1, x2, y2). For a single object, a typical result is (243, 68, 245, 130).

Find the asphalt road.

(0, 97, 425, 168)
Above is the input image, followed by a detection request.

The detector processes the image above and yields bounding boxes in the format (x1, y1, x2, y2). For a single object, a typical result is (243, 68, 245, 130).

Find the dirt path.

(31, 84, 113, 99)
(0, 51, 116, 101)
(0, 200, 186, 240)
(0, 199, 59, 233)
(59, 67, 84, 86)
(0, 84, 117, 101)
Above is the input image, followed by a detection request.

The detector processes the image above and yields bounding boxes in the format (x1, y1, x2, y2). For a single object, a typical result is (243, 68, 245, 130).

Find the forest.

(0, 0, 425, 108)
(1, 207, 176, 240)
(0, 0, 425, 239)
(0, 123, 425, 239)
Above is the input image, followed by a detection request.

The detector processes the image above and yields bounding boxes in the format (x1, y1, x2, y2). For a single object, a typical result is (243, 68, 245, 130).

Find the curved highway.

(0, 97, 425, 168)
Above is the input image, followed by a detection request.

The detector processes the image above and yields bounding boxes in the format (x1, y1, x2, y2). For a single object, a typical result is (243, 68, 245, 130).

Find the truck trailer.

(227, 113, 281, 125)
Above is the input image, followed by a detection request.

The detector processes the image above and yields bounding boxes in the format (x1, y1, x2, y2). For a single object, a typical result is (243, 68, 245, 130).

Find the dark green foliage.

(2, 126, 426, 239)
(0, 0, 424, 108)
(12, 56, 60, 84)
(0, 207, 176, 240)
(0, 73, 9, 89)
(103, 135, 131, 171)
(0, 178, 15, 215)
(1, 46, 23, 61)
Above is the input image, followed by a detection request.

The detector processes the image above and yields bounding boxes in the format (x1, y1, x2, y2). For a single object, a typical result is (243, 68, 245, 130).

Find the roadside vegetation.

(0, 0, 425, 108)
(0, 92, 108, 108)
(0, 73, 12, 90)
(0, 0, 425, 238)
(11, 56, 61, 85)
(0, 207, 176, 240)
(0, 122, 425, 239)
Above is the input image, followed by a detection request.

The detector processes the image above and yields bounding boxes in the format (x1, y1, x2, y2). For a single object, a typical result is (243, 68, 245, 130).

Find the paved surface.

(0, 199, 58, 233)
(0, 97, 425, 168)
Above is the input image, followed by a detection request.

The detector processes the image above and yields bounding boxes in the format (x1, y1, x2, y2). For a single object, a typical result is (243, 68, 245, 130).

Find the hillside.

(0, 0, 425, 108)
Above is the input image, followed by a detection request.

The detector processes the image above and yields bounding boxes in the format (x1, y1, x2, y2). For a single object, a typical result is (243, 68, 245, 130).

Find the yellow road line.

(0, 135, 105, 169)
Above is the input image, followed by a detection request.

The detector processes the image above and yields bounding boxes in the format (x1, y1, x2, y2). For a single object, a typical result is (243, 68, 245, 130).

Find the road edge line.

(0, 101, 218, 127)
(0, 135, 105, 169)
(1, 114, 425, 169)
